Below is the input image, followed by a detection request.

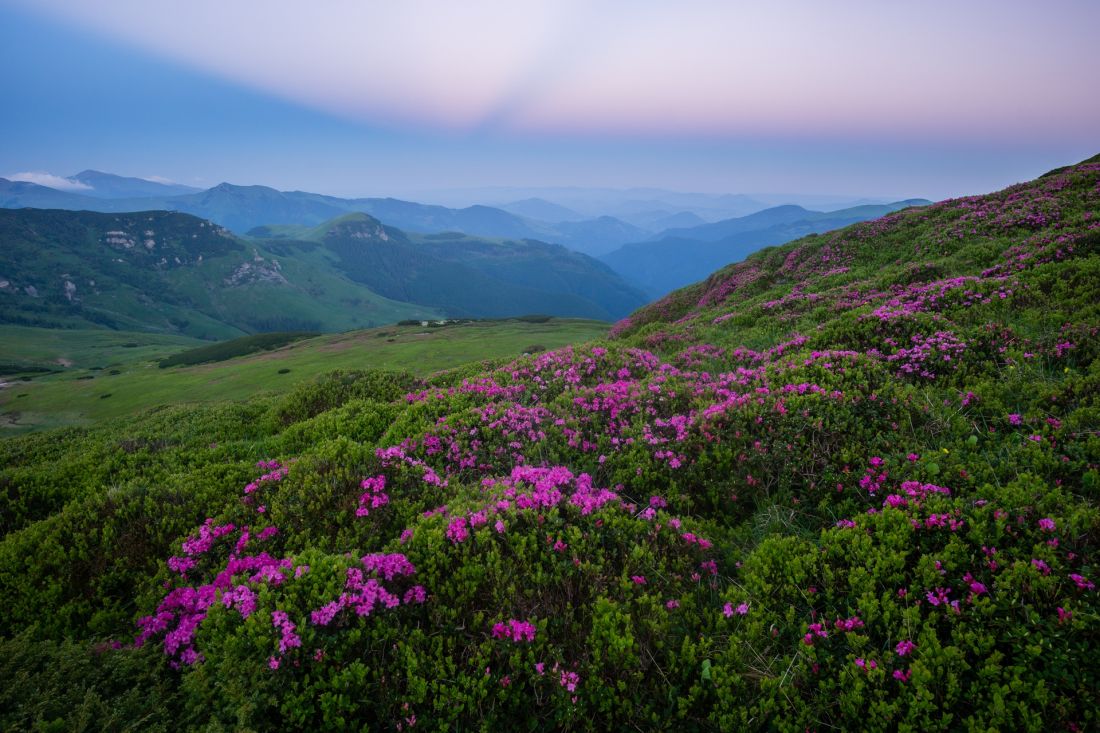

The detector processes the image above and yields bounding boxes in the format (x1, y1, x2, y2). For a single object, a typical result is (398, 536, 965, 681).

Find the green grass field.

(0, 319, 608, 432)
(0, 324, 206, 372)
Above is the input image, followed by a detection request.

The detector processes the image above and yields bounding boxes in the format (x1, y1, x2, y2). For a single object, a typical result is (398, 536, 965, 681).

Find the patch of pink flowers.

(491, 619, 537, 643)
(356, 475, 390, 517)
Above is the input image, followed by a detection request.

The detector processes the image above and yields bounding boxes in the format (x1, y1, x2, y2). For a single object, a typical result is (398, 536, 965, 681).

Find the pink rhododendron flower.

(491, 619, 537, 643)
(803, 623, 828, 646)
(1069, 573, 1095, 590)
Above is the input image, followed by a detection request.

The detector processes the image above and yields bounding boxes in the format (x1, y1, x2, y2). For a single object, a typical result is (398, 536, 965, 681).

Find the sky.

(1, 0, 1098, 202)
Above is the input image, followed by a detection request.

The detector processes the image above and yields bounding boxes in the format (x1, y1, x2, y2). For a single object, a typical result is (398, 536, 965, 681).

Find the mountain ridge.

(69, 170, 202, 198)
(0, 174, 924, 260)
(0, 207, 646, 336)
(0, 178, 652, 255)
(603, 199, 933, 296)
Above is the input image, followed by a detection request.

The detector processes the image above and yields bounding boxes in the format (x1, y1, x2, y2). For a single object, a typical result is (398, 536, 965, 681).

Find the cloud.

(141, 175, 180, 185)
(13, 0, 1100, 144)
(6, 171, 93, 191)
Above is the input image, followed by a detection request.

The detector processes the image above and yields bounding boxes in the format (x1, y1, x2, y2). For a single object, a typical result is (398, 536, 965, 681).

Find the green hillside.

(253, 212, 648, 319)
(0, 209, 438, 338)
(0, 208, 645, 334)
(0, 324, 204, 372)
(0, 319, 608, 433)
(0, 157, 1098, 731)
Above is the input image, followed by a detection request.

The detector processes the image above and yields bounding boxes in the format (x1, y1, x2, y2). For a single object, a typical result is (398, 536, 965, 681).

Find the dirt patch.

(319, 337, 362, 352)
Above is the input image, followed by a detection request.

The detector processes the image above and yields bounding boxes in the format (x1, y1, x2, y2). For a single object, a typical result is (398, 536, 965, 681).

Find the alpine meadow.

(1, 2, 1098, 731)
(1, 155, 1097, 730)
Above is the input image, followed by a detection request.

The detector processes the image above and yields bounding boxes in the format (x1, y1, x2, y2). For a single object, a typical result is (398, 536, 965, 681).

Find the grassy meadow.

(0, 318, 608, 432)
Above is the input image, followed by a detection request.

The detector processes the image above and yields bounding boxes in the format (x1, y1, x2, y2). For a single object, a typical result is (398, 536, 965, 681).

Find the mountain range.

(0, 172, 921, 256)
(601, 199, 930, 296)
(0, 208, 645, 338)
(0, 175, 650, 256)
(68, 170, 202, 198)
(254, 213, 646, 320)
(1, 171, 930, 301)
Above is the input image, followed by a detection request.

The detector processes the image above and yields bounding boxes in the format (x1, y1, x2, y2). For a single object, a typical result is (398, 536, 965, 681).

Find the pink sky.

(15, 0, 1100, 144)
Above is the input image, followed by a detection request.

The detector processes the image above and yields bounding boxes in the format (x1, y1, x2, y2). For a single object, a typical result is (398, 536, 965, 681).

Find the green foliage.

(158, 331, 320, 367)
(0, 634, 184, 732)
(267, 369, 421, 428)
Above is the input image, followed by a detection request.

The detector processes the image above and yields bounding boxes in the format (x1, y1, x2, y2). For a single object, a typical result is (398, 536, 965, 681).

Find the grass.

(158, 331, 321, 367)
(0, 319, 608, 433)
(0, 325, 205, 372)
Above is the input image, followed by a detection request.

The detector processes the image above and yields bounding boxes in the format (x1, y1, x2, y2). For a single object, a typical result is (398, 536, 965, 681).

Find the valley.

(0, 318, 607, 433)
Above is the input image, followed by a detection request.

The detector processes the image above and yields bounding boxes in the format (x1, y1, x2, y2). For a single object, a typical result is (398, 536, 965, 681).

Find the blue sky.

(1, 0, 1097, 201)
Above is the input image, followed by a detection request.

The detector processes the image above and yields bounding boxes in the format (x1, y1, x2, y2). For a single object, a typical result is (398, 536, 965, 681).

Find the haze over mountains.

(68, 170, 202, 198)
(1, 170, 928, 302)
(1, 174, 650, 256)
(602, 199, 930, 296)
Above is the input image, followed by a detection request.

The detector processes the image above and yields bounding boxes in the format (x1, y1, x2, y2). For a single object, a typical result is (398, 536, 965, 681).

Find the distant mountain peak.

(65, 169, 201, 198)
(311, 212, 401, 244)
(211, 182, 257, 192)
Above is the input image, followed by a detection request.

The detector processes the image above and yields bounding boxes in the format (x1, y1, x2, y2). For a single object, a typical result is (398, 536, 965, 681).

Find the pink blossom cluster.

(877, 331, 967, 380)
(491, 619, 537, 642)
(356, 475, 389, 517)
(310, 559, 424, 626)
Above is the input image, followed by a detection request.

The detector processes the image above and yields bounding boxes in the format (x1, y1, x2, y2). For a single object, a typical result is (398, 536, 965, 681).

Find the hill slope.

(0, 157, 1097, 731)
(0, 208, 439, 337)
(0, 207, 647, 336)
(256, 213, 648, 320)
(0, 318, 608, 433)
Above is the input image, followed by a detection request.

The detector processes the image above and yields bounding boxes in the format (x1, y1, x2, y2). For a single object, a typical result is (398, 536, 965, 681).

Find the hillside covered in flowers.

(1, 156, 1098, 731)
